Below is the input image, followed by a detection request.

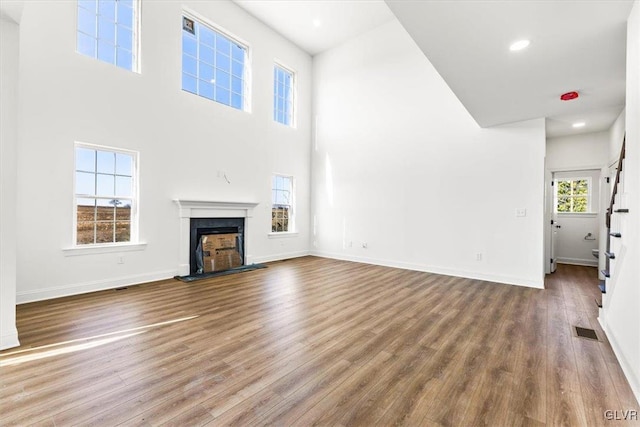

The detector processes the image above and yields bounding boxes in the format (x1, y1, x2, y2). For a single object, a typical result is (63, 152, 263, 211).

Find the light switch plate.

(516, 208, 527, 217)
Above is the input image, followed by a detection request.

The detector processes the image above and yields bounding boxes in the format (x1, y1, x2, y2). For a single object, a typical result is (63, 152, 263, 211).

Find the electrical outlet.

(117, 256, 125, 264)
(476, 253, 483, 261)
(516, 208, 527, 217)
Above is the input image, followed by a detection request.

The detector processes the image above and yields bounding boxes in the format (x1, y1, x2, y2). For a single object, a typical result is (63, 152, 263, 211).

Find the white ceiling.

(235, 0, 633, 139)
(233, 0, 395, 55)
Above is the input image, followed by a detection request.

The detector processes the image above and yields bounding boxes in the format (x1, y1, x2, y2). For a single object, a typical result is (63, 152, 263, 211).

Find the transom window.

(182, 15, 247, 110)
(272, 175, 294, 233)
(556, 178, 591, 213)
(274, 64, 294, 126)
(75, 144, 138, 245)
(76, 0, 139, 71)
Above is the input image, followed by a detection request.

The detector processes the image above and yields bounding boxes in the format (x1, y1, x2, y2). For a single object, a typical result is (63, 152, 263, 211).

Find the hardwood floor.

(1, 257, 638, 426)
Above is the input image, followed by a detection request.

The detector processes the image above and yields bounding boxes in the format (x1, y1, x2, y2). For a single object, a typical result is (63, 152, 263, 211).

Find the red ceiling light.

(560, 91, 579, 101)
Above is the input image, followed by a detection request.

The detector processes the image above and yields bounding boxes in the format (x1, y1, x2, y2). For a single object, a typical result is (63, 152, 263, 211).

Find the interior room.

(1, 0, 639, 424)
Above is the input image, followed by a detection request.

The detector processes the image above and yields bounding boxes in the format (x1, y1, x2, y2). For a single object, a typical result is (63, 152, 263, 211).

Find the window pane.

(116, 47, 133, 70)
(272, 189, 277, 204)
(76, 172, 96, 195)
(216, 52, 230, 73)
(183, 54, 197, 76)
(116, 204, 131, 220)
(96, 221, 115, 243)
(115, 152, 132, 175)
(97, 173, 115, 196)
(77, 198, 96, 222)
(200, 45, 214, 65)
(216, 70, 230, 90)
(557, 196, 570, 212)
(231, 43, 244, 62)
(116, 2, 133, 28)
(575, 180, 588, 195)
(119, 0, 134, 8)
(79, 0, 97, 13)
(231, 93, 242, 109)
(76, 147, 96, 172)
(215, 87, 230, 105)
(78, 7, 97, 37)
(98, 0, 116, 21)
(231, 60, 243, 77)
(97, 150, 115, 173)
(199, 62, 214, 82)
(573, 197, 588, 212)
(115, 176, 132, 196)
(182, 33, 197, 57)
(231, 76, 242, 94)
(117, 26, 133, 50)
(78, 33, 97, 57)
(77, 221, 95, 244)
(115, 221, 131, 242)
(98, 17, 116, 43)
(199, 25, 214, 47)
(216, 35, 230, 55)
(97, 39, 116, 64)
(199, 80, 214, 100)
(182, 73, 197, 94)
(97, 199, 115, 221)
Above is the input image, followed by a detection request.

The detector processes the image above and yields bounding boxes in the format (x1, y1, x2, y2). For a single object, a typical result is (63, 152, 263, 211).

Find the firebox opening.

(189, 218, 245, 275)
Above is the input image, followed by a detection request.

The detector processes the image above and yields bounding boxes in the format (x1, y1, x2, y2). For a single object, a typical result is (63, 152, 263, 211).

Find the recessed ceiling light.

(509, 39, 530, 51)
(312, 19, 322, 28)
(572, 122, 586, 128)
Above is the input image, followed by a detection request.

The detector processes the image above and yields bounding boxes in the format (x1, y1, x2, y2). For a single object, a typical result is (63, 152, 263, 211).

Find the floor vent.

(575, 326, 599, 341)
(115, 287, 129, 291)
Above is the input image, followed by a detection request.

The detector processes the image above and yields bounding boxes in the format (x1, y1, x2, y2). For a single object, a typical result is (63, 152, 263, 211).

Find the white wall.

(601, 0, 640, 405)
(545, 132, 608, 272)
(14, 0, 312, 302)
(311, 20, 546, 288)
(0, 17, 20, 349)
(609, 110, 626, 166)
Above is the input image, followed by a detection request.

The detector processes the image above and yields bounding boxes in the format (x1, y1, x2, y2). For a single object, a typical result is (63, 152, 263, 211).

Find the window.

(272, 175, 294, 232)
(75, 144, 138, 245)
(274, 64, 294, 126)
(182, 15, 247, 110)
(556, 178, 590, 213)
(76, 0, 139, 71)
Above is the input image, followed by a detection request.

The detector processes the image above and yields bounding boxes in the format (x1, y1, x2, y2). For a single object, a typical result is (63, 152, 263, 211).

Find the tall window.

(76, 0, 138, 71)
(75, 144, 138, 245)
(274, 64, 294, 126)
(556, 178, 590, 213)
(272, 175, 294, 232)
(182, 15, 247, 110)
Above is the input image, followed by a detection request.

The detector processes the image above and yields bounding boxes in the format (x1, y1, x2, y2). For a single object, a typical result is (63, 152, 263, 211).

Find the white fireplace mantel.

(174, 199, 259, 276)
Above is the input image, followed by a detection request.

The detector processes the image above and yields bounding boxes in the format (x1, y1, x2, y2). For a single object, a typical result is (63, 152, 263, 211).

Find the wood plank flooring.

(1, 257, 638, 426)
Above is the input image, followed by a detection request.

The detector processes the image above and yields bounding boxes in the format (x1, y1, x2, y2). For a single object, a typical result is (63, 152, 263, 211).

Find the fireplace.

(174, 200, 259, 277)
(189, 217, 244, 275)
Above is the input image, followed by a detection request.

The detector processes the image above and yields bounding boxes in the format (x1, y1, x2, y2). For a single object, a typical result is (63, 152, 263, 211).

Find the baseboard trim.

(310, 251, 544, 289)
(252, 250, 310, 264)
(599, 317, 640, 406)
(0, 329, 20, 350)
(557, 258, 598, 267)
(16, 270, 177, 304)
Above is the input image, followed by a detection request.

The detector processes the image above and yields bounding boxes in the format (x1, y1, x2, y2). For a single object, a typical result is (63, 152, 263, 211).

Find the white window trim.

(271, 173, 295, 233)
(268, 231, 299, 239)
(554, 176, 594, 214)
(75, 0, 142, 73)
(182, 8, 252, 112)
(72, 141, 140, 248)
(273, 60, 296, 128)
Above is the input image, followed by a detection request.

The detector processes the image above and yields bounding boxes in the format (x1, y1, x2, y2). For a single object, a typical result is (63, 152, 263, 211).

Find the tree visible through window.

(272, 175, 293, 232)
(75, 144, 137, 245)
(556, 178, 589, 213)
(76, 0, 138, 71)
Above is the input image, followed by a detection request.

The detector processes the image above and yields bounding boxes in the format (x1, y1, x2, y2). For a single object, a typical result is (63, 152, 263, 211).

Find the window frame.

(271, 174, 295, 234)
(76, 0, 141, 72)
(73, 142, 140, 247)
(181, 10, 251, 112)
(273, 62, 296, 127)
(555, 176, 592, 214)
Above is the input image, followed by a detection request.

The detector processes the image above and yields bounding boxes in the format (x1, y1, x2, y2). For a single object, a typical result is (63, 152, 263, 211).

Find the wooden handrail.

(606, 135, 626, 229)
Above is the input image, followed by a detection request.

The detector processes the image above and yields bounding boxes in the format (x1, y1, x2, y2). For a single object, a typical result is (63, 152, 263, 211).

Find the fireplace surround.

(174, 200, 258, 276)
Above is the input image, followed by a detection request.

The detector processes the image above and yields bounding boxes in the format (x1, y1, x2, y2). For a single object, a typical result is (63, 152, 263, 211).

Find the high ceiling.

(235, 0, 633, 138)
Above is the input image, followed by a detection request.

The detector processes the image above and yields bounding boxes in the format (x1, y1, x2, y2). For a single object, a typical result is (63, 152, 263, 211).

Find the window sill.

(557, 212, 598, 218)
(268, 232, 299, 239)
(63, 242, 147, 257)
